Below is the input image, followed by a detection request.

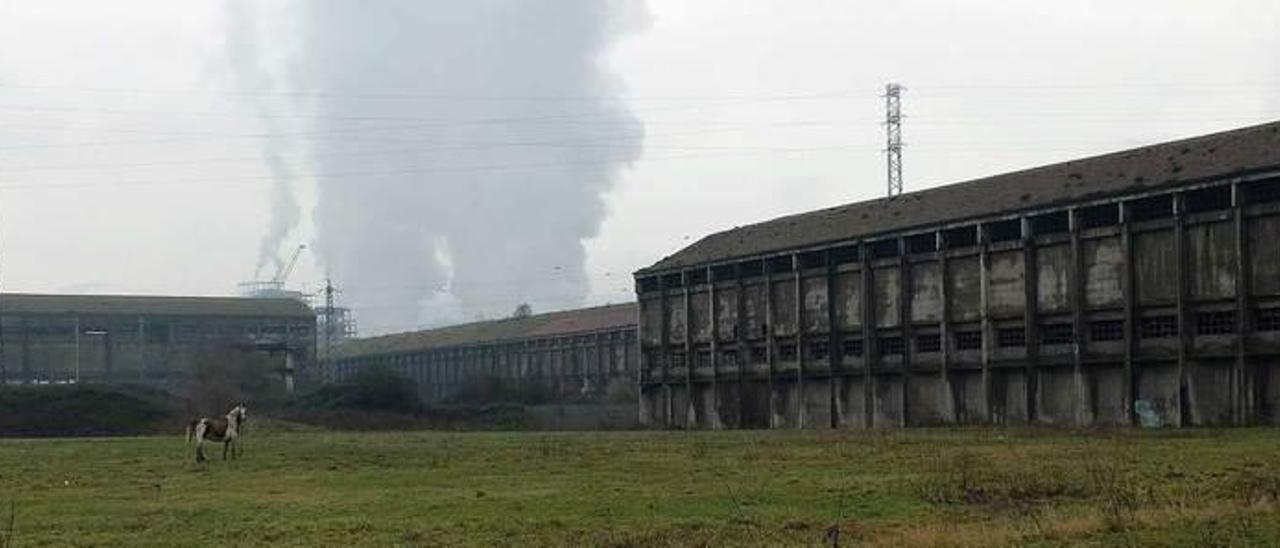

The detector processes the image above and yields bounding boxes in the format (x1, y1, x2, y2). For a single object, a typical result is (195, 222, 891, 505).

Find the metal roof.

(0, 293, 314, 319)
(638, 120, 1280, 275)
(333, 302, 636, 358)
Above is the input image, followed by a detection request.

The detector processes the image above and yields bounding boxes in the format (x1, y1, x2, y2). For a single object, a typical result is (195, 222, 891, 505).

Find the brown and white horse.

(187, 404, 248, 462)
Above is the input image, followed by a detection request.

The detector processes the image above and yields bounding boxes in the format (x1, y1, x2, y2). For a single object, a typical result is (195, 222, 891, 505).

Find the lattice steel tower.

(883, 83, 905, 196)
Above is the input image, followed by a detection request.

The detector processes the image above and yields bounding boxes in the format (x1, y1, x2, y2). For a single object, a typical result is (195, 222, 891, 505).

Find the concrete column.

(1022, 217, 1040, 424)
(938, 233, 956, 423)
(978, 226, 994, 423)
(898, 239, 911, 427)
(708, 266, 722, 429)
(793, 258, 805, 429)
(764, 269, 777, 427)
(860, 245, 876, 427)
(1232, 182, 1253, 424)
(1068, 209, 1086, 426)
(1174, 194, 1189, 427)
(1120, 203, 1137, 425)
(826, 252, 841, 428)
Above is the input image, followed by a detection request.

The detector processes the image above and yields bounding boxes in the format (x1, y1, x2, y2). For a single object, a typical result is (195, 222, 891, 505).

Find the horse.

(187, 404, 248, 463)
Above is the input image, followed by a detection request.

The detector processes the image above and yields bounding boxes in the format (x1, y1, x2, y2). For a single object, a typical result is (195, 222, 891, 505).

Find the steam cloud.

(287, 1, 647, 332)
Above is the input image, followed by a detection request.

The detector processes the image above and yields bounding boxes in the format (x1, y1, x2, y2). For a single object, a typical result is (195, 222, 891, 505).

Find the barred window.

(916, 334, 942, 353)
(1140, 316, 1178, 339)
(1257, 308, 1280, 332)
(997, 327, 1026, 348)
(749, 346, 768, 363)
(1196, 311, 1236, 335)
(778, 342, 798, 362)
(721, 350, 739, 367)
(1040, 323, 1075, 346)
(695, 349, 713, 368)
(880, 336, 905, 356)
(809, 341, 830, 361)
(1089, 320, 1125, 342)
(955, 331, 983, 350)
(841, 338, 864, 358)
(670, 351, 687, 368)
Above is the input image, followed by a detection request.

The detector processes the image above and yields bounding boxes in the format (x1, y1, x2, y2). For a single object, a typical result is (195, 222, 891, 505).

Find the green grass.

(0, 426, 1277, 546)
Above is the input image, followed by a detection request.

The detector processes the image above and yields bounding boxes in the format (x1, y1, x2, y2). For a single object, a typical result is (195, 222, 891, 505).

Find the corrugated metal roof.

(639, 121, 1280, 275)
(334, 302, 636, 357)
(0, 293, 314, 319)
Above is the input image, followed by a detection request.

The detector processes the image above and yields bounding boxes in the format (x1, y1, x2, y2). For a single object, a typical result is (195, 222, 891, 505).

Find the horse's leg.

(194, 423, 207, 463)
(223, 439, 229, 461)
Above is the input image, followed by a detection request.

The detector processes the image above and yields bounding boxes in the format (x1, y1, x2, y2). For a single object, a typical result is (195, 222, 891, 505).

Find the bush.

(0, 384, 174, 437)
(296, 366, 422, 413)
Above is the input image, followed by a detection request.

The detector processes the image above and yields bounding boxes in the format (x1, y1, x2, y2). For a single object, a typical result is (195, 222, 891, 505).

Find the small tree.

(512, 303, 533, 319)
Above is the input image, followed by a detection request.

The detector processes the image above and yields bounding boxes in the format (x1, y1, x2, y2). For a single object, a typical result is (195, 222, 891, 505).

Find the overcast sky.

(1, 1, 1277, 334)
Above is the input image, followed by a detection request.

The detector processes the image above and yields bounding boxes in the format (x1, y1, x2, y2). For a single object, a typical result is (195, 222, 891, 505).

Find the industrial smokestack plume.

(281, 0, 647, 333)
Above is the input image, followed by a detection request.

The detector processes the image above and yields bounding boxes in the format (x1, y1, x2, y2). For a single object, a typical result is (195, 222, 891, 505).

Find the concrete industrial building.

(324, 303, 638, 403)
(634, 121, 1280, 429)
(0, 293, 316, 387)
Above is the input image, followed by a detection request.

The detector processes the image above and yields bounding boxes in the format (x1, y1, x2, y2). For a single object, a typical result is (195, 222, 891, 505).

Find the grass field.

(0, 425, 1278, 547)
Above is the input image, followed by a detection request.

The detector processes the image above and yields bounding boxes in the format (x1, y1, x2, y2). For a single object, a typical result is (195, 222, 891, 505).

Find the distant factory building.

(0, 293, 315, 387)
(325, 303, 638, 402)
(634, 121, 1280, 429)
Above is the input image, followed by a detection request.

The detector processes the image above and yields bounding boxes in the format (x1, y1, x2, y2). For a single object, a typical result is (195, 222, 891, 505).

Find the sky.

(0, 0, 1277, 334)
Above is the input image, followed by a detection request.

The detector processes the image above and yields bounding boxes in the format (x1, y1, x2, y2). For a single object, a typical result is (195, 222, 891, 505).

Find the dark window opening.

(906, 233, 938, 254)
(1140, 316, 1179, 339)
(1127, 194, 1175, 222)
(868, 239, 900, 259)
(831, 245, 860, 265)
(1089, 320, 1125, 342)
(1079, 203, 1120, 229)
(879, 336, 905, 356)
(685, 269, 708, 286)
(984, 219, 1022, 243)
(712, 264, 737, 282)
(738, 259, 765, 278)
(955, 330, 983, 350)
(1256, 308, 1280, 332)
(669, 351, 686, 368)
(916, 333, 941, 353)
(842, 338, 864, 357)
(809, 341, 829, 361)
(778, 342, 798, 362)
(1030, 211, 1070, 235)
(1184, 185, 1233, 214)
(695, 349, 713, 368)
(1040, 323, 1075, 345)
(1196, 311, 1236, 335)
(749, 346, 768, 363)
(798, 250, 827, 270)
(942, 226, 978, 249)
(1243, 176, 1280, 205)
(721, 350, 739, 367)
(997, 327, 1027, 348)
(661, 273, 684, 289)
(767, 256, 794, 274)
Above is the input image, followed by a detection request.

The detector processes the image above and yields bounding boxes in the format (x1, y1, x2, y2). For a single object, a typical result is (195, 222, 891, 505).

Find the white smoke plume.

(287, 1, 648, 332)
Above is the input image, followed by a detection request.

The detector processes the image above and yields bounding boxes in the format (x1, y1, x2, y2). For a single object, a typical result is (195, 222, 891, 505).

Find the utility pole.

(884, 83, 905, 197)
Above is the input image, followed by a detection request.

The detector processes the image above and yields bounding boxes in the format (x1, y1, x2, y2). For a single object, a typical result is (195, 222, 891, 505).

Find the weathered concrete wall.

(637, 175, 1280, 430)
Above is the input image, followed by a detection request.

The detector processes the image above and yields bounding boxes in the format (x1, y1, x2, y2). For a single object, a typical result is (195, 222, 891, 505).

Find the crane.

(272, 244, 306, 285)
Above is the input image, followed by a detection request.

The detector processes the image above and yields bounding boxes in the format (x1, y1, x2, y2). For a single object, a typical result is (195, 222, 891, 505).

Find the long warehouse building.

(634, 121, 1280, 429)
(324, 303, 638, 402)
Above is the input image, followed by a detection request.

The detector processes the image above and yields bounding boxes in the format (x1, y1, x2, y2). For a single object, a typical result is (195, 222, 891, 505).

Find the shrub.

(297, 365, 422, 413)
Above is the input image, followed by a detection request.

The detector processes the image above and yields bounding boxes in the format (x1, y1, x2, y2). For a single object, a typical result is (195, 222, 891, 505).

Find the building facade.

(324, 304, 638, 402)
(0, 293, 315, 386)
(635, 121, 1280, 429)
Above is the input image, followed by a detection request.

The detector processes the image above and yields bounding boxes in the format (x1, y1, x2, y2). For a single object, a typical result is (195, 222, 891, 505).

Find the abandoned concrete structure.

(324, 303, 637, 402)
(635, 121, 1280, 429)
(0, 293, 315, 386)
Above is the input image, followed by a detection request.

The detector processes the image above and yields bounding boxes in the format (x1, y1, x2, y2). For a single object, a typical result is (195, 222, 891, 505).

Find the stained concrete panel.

(691, 382, 717, 428)
(1187, 222, 1236, 300)
(1087, 366, 1126, 425)
(874, 267, 902, 327)
(715, 288, 739, 341)
(1261, 359, 1280, 426)
(665, 298, 687, 343)
(669, 384, 691, 429)
(640, 299, 662, 345)
(740, 381, 772, 429)
(1136, 364, 1181, 427)
(1037, 245, 1072, 313)
(837, 377, 867, 428)
(803, 277, 830, 333)
(835, 272, 862, 330)
(910, 262, 943, 323)
(716, 382, 743, 429)
(872, 375, 904, 427)
(802, 379, 833, 428)
(1187, 360, 1233, 426)
(993, 369, 1029, 424)
(1084, 238, 1124, 308)
(988, 251, 1027, 317)
(953, 371, 985, 424)
(1037, 368, 1077, 425)
(949, 257, 982, 321)
(771, 379, 801, 428)
(742, 284, 766, 339)
(772, 280, 798, 336)
(1135, 231, 1178, 305)
(906, 373, 950, 425)
(689, 292, 711, 342)
(640, 385, 666, 426)
(1250, 216, 1280, 297)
